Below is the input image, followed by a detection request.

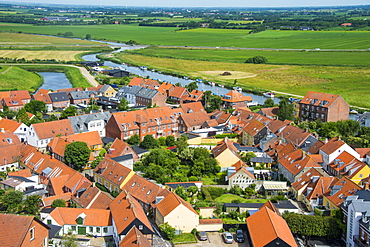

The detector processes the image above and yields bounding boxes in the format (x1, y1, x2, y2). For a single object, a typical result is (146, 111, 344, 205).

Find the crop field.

(124, 47, 370, 67)
(117, 53, 370, 108)
(0, 65, 42, 91)
(0, 32, 100, 45)
(0, 50, 89, 61)
(0, 23, 369, 49)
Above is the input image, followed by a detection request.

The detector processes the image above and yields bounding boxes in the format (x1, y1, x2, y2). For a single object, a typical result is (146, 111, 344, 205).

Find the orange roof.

(47, 137, 69, 157)
(355, 148, 370, 158)
(246, 206, 297, 247)
(260, 201, 281, 216)
(328, 151, 366, 179)
(64, 171, 92, 194)
(49, 207, 112, 226)
(228, 162, 255, 180)
(320, 138, 346, 155)
(0, 118, 22, 132)
(49, 175, 69, 195)
(222, 90, 252, 103)
(242, 119, 266, 137)
(212, 137, 240, 159)
(8, 169, 32, 178)
(180, 111, 210, 128)
(0, 130, 21, 147)
(183, 90, 203, 102)
(260, 107, 279, 118)
(94, 157, 133, 187)
(110, 191, 153, 235)
(128, 77, 160, 90)
(56, 87, 84, 93)
(42, 193, 71, 207)
(324, 177, 361, 206)
(119, 226, 152, 247)
(156, 192, 198, 217)
(291, 168, 323, 191)
(267, 119, 288, 134)
(0, 143, 24, 165)
(62, 131, 102, 147)
(303, 176, 338, 200)
(157, 82, 175, 94)
(74, 186, 113, 209)
(106, 138, 139, 161)
(308, 140, 325, 154)
(300, 91, 341, 108)
(169, 86, 188, 99)
(122, 173, 169, 205)
(277, 125, 311, 147)
(32, 119, 74, 140)
(0, 214, 48, 247)
(199, 218, 223, 224)
(279, 150, 321, 176)
(33, 91, 52, 104)
(180, 101, 206, 114)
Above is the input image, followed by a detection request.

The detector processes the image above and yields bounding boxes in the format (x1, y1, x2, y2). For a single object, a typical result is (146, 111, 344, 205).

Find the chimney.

(363, 182, 369, 190)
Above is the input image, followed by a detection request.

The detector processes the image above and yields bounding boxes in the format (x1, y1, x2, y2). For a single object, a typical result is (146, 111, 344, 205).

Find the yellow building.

(211, 137, 241, 168)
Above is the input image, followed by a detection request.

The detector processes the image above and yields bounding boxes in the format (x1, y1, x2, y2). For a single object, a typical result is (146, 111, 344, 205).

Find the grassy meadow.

(0, 23, 369, 48)
(115, 53, 370, 108)
(0, 65, 42, 91)
(124, 47, 370, 67)
(0, 50, 90, 61)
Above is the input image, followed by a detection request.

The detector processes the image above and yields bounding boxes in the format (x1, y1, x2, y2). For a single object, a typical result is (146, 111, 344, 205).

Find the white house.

(0, 118, 29, 143)
(68, 111, 111, 137)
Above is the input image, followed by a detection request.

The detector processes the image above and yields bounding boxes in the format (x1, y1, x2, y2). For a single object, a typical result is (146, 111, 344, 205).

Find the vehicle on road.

(197, 231, 208, 241)
(236, 230, 245, 243)
(222, 232, 234, 244)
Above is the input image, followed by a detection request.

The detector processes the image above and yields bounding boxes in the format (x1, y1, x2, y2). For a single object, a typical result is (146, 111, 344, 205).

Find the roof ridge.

(265, 207, 280, 240)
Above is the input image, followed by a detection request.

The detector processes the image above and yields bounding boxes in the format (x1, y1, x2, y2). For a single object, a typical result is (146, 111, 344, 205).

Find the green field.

(124, 47, 370, 67)
(0, 65, 42, 91)
(115, 53, 370, 108)
(0, 23, 369, 49)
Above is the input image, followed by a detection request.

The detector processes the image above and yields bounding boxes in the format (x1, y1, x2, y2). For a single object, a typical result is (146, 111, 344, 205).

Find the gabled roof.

(7, 169, 32, 178)
(355, 148, 370, 158)
(303, 176, 338, 201)
(0, 214, 48, 247)
(49, 92, 69, 102)
(328, 151, 366, 179)
(110, 191, 153, 235)
(246, 206, 297, 247)
(319, 138, 346, 155)
(183, 90, 203, 102)
(180, 111, 210, 128)
(212, 137, 240, 159)
(0, 118, 22, 132)
(156, 192, 198, 217)
(242, 119, 266, 137)
(62, 131, 102, 147)
(169, 86, 188, 99)
(136, 87, 159, 100)
(33, 90, 52, 104)
(279, 149, 321, 176)
(291, 168, 323, 191)
(128, 77, 160, 90)
(56, 87, 83, 94)
(157, 82, 175, 95)
(0, 143, 24, 165)
(324, 177, 361, 206)
(119, 226, 152, 247)
(266, 119, 288, 134)
(69, 90, 97, 100)
(276, 125, 312, 147)
(31, 119, 74, 140)
(121, 173, 169, 205)
(229, 161, 255, 180)
(222, 90, 253, 103)
(106, 138, 139, 161)
(300, 91, 342, 108)
(94, 157, 134, 187)
(0, 130, 21, 147)
(180, 101, 206, 114)
(259, 107, 279, 118)
(68, 111, 111, 134)
(260, 201, 281, 216)
(42, 193, 71, 207)
(307, 140, 325, 154)
(49, 207, 112, 227)
(47, 137, 69, 157)
(74, 186, 113, 209)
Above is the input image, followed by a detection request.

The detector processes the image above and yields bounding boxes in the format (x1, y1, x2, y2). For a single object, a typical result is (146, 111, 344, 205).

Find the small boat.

(209, 81, 215, 86)
(151, 69, 155, 72)
(196, 79, 203, 82)
(140, 66, 147, 70)
(350, 109, 358, 114)
(218, 84, 224, 88)
(263, 92, 275, 98)
(233, 87, 242, 92)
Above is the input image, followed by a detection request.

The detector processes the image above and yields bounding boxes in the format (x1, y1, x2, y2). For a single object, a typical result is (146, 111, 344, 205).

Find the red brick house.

(299, 91, 349, 122)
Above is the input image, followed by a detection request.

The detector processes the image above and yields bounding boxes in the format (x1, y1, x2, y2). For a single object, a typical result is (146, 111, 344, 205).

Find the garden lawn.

(215, 194, 269, 204)
(116, 53, 370, 109)
(172, 233, 196, 244)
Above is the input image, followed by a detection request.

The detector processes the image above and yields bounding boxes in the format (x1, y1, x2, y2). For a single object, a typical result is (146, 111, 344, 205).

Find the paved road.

(175, 232, 249, 247)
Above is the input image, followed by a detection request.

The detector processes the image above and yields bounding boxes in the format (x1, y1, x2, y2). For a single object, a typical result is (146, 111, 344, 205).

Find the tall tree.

(23, 195, 42, 215)
(139, 135, 159, 149)
(263, 98, 275, 108)
(127, 134, 140, 145)
(61, 106, 77, 119)
(2, 190, 23, 213)
(277, 97, 294, 121)
(175, 186, 188, 200)
(24, 100, 46, 114)
(185, 81, 198, 92)
(52, 198, 66, 208)
(117, 97, 130, 111)
(65, 141, 91, 171)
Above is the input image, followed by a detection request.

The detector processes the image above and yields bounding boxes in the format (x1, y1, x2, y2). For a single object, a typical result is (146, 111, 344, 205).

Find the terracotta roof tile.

(110, 191, 153, 235)
(49, 207, 112, 226)
(291, 168, 323, 191)
(73, 186, 113, 209)
(300, 91, 340, 108)
(260, 201, 281, 216)
(180, 111, 210, 128)
(169, 86, 188, 99)
(260, 107, 279, 118)
(324, 177, 361, 206)
(180, 101, 206, 114)
(355, 148, 370, 158)
(246, 206, 297, 247)
(42, 193, 71, 207)
(31, 119, 74, 140)
(320, 138, 345, 155)
(7, 169, 32, 178)
(183, 90, 203, 102)
(222, 90, 252, 103)
(328, 151, 366, 179)
(61, 131, 102, 147)
(199, 218, 223, 224)
(119, 226, 152, 247)
(94, 157, 134, 188)
(106, 138, 139, 161)
(0, 118, 22, 132)
(0, 143, 24, 166)
(0, 130, 21, 147)
(156, 192, 198, 217)
(129, 77, 160, 90)
(212, 137, 240, 159)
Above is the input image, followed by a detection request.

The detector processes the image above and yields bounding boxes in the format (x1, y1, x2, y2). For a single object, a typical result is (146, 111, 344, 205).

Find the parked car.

(197, 231, 208, 241)
(236, 229, 245, 243)
(222, 232, 234, 244)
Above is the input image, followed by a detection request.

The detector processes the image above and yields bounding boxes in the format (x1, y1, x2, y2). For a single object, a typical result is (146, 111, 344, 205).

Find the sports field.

(124, 47, 370, 67)
(116, 53, 370, 108)
(0, 23, 369, 49)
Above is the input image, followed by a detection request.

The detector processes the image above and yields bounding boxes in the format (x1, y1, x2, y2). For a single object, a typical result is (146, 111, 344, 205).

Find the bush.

(159, 222, 176, 240)
(245, 55, 268, 64)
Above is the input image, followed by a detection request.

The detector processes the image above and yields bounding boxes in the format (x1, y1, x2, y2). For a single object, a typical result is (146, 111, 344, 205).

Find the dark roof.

(41, 208, 56, 214)
(165, 182, 199, 190)
(8, 176, 34, 183)
(23, 188, 48, 196)
(132, 145, 148, 155)
(233, 143, 262, 152)
(49, 92, 69, 102)
(250, 157, 273, 163)
(111, 154, 134, 163)
(102, 136, 115, 145)
(274, 200, 298, 209)
(48, 224, 62, 239)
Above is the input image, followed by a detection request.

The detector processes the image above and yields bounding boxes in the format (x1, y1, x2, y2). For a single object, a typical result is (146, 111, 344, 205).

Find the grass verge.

(172, 233, 197, 244)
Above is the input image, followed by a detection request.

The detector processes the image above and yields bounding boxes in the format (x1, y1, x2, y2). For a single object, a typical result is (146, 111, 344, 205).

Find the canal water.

(38, 72, 73, 91)
(82, 43, 280, 105)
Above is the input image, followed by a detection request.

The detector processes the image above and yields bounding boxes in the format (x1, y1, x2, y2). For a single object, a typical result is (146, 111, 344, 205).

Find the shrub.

(245, 55, 268, 64)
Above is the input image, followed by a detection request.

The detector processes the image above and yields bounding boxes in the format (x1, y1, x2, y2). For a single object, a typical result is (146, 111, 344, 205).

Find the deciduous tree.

(65, 141, 91, 171)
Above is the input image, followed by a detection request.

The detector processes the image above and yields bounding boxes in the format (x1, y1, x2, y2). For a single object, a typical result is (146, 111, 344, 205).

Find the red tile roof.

(320, 138, 346, 155)
(31, 119, 74, 140)
(180, 101, 206, 114)
(300, 91, 340, 108)
(222, 90, 253, 103)
(169, 86, 188, 99)
(94, 157, 133, 187)
(183, 90, 203, 102)
(180, 111, 210, 128)
(328, 151, 366, 179)
(156, 192, 198, 217)
(73, 186, 113, 209)
(246, 206, 297, 247)
(324, 177, 361, 206)
(0, 118, 22, 132)
(119, 226, 152, 247)
(279, 150, 321, 176)
(0, 143, 24, 165)
(291, 168, 323, 191)
(129, 77, 160, 90)
(355, 148, 370, 158)
(62, 131, 102, 147)
(242, 119, 266, 137)
(212, 137, 240, 159)
(110, 191, 153, 235)
(199, 218, 223, 224)
(260, 201, 281, 216)
(260, 107, 279, 118)
(0, 130, 21, 147)
(7, 169, 32, 178)
(42, 193, 71, 207)
(50, 207, 112, 226)
(106, 138, 139, 161)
